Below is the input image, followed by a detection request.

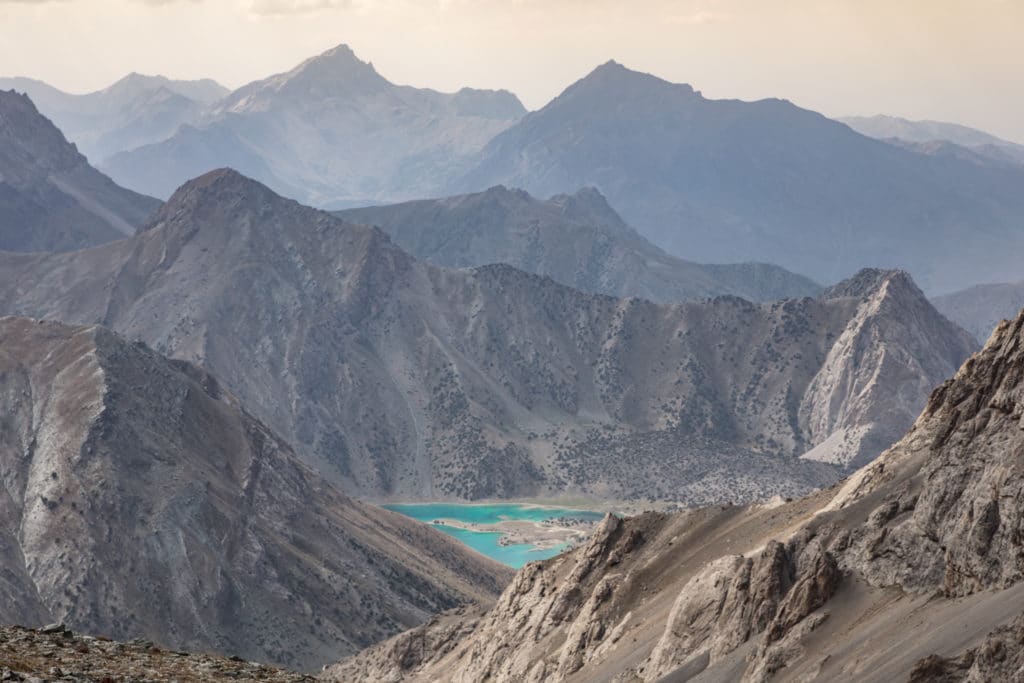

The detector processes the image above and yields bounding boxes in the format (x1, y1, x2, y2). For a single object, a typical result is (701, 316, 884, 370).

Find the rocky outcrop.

(331, 305, 1024, 682)
(0, 624, 312, 682)
(800, 269, 977, 468)
(0, 90, 160, 252)
(0, 171, 974, 502)
(0, 317, 511, 672)
(907, 613, 1024, 682)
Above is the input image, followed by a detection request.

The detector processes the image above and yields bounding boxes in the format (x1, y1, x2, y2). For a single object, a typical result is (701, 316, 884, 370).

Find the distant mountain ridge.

(458, 60, 1024, 293)
(841, 114, 1024, 167)
(0, 73, 228, 163)
(933, 280, 1024, 345)
(0, 170, 975, 504)
(101, 44, 526, 205)
(10, 48, 1024, 294)
(335, 185, 821, 303)
(0, 89, 160, 252)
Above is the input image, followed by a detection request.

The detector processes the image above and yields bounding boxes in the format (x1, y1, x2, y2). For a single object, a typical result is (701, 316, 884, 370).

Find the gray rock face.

(0, 90, 160, 252)
(459, 61, 1024, 293)
(0, 171, 974, 502)
(101, 44, 526, 205)
(0, 316, 511, 672)
(336, 185, 820, 303)
(329, 305, 1024, 682)
(0, 74, 229, 164)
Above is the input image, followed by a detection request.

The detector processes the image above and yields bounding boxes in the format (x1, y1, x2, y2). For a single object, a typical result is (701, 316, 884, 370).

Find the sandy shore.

(431, 517, 601, 550)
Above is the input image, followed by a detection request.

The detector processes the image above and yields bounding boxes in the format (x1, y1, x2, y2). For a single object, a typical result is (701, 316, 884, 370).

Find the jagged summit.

(237, 42, 391, 102)
(568, 59, 699, 99)
(820, 267, 919, 300)
(0, 90, 84, 173)
(0, 90, 160, 251)
(145, 167, 283, 221)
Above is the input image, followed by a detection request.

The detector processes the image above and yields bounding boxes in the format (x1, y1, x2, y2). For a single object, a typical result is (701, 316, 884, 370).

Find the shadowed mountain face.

(101, 44, 526, 206)
(336, 185, 820, 303)
(330, 305, 1024, 683)
(459, 61, 1024, 293)
(0, 171, 974, 502)
(0, 90, 160, 252)
(0, 74, 228, 164)
(0, 316, 510, 672)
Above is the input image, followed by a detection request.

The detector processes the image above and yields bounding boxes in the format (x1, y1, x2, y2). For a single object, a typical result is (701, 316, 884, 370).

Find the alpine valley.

(1, 22, 1023, 683)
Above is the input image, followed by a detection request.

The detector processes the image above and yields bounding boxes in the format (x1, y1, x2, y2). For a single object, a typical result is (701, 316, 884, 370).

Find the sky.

(1, 0, 1023, 143)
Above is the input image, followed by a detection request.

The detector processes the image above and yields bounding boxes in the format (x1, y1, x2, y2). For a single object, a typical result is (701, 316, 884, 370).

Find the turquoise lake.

(384, 503, 605, 568)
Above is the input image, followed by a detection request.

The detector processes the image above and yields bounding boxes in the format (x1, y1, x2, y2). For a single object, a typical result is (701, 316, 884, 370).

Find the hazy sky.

(2, 0, 1023, 142)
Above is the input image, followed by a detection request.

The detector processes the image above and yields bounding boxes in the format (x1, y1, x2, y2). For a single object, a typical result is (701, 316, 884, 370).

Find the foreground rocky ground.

(0, 625, 313, 682)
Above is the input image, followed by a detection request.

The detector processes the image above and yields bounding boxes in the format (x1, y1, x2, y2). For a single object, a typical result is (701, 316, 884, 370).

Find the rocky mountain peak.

(0, 90, 84, 176)
(571, 59, 698, 99)
(283, 42, 389, 93)
(150, 167, 283, 217)
(820, 267, 918, 300)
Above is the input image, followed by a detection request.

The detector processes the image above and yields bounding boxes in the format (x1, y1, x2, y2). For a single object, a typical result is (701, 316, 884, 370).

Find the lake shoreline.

(384, 502, 606, 567)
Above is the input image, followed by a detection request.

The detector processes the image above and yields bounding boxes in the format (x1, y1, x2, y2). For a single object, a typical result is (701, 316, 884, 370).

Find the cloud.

(244, 0, 351, 14)
(667, 9, 731, 25)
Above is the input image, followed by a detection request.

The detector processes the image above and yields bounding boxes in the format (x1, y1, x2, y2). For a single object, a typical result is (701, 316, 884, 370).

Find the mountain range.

(841, 114, 1024, 168)
(0, 73, 228, 164)
(100, 44, 526, 207)
(0, 167, 975, 504)
(335, 185, 820, 303)
(460, 61, 1024, 293)
(9, 45, 1024, 294)
(933, 280, 1024, 345)
(0, 90, 160, 252)
(0, 315, 509, 672)
(330, 302, 1024, 682)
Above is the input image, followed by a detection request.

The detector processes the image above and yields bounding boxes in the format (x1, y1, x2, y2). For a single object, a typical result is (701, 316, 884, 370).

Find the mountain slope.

(329, 304, 1024, 683)
(459, 61, 1024, 293)
(933, 280, 1024, 345)
(336, 185, 820, 303)
(0, 74, 228, 163)
(0, 316, 510, 672)
(0, 90, 160, 252)
(0, 171, 974, 502)
(841, 114, 1024, 167)
(102, 44, 526, 205)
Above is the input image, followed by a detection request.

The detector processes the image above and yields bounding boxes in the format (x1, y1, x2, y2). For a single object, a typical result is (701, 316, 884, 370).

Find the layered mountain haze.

(0, 74, 228, 163)
(0, 90, 160, 252)
(330, 304, 1024, 683)
(102, 44, 526, 205)
(841, 114, 1024, 167)
(0, 170, 975, 502)
(460, 61, 1024, 292)
(336, 185, 820, 303)
(933, 280, 1024, 345)
(0, 316, 510, 672)
(17, 46, 1022, 294)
